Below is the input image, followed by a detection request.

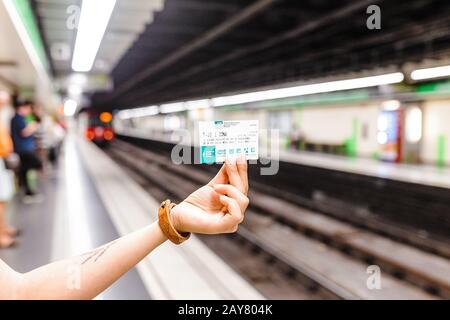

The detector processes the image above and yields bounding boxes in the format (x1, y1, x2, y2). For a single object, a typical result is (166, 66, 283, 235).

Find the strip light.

(185, 99, 211, 110)
(211, 73, 405, 107)
(72, 0, 117, 72)
(118, 106, 159, 119)
(117, 72, 405, 118)
(410, 65, 450, 81)
(160, 102, 186, 114)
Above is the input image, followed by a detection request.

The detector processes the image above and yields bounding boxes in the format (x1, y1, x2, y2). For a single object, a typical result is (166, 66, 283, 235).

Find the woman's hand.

(170, 156, 249, 234)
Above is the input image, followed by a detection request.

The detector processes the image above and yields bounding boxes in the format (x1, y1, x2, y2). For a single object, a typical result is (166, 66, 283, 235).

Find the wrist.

(151, 221, 170, 245)
(157, 200, 190, 244)
(170, 203, 185, 234)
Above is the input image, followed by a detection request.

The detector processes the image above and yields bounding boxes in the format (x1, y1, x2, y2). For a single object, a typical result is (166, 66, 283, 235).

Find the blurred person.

(289, 124, 304, 150)
(30, 106, 47, 169)
(0, 92, 18, 248)
(10, 99, 43, 203)
(0, 158, 249, 299)
(43, 115, 65, 168)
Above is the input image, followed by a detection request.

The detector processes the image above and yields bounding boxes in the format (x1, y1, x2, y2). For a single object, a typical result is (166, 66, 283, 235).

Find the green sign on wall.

(12, 0, 49, 71)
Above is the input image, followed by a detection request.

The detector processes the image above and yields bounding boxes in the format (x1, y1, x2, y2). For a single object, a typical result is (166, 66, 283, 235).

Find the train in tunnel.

(78, 110, 115, 147)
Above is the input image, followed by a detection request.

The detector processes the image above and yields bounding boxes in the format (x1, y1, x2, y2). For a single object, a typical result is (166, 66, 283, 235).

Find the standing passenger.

(0, 92, 18, 248)
(10, 99, 43, 203)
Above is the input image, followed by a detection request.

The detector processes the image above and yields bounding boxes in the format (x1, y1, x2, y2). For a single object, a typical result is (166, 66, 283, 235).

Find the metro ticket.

(199, 120, 259, 164)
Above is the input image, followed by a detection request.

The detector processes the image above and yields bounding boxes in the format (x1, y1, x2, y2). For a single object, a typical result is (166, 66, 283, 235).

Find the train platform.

(0, 134, 263, 300)
(277, 149, 450, 190)
(106, 136, 450, 300)
(119, 130, 450, 190)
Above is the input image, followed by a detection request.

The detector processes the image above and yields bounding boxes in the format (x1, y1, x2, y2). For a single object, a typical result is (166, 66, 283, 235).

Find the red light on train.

(94, 127, 104, 137)
(104, 129, 114, 141)
(86, 128, 95, 140)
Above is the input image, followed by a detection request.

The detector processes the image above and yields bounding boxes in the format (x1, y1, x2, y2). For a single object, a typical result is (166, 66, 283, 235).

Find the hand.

(171, 156, 249, 234)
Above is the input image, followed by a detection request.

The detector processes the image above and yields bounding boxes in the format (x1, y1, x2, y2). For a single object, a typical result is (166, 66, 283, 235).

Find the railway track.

(106, 139, 450, 299)
(118, 134, 450, 259)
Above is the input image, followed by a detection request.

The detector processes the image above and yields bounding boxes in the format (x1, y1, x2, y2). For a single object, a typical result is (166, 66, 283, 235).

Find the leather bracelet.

(158, 200, 190, 244)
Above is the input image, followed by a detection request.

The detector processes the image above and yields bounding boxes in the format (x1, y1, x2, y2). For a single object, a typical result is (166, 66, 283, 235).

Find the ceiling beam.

(126, 0, 383, 106)
(169, 0, 241, 13)
(149, 24, 450, 103)
(105, 0, 279, 104)
(172, 15, 450, 95)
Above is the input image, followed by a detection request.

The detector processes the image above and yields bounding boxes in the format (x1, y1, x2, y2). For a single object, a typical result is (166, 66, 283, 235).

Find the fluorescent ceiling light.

(185, 99, 211, 110)
(68, 84, 82, 96)
(118, 106, 159, 119)
(117, 72, 404, 118)
(410, 65, 450, 81)
(211, 72, 404, 107)
(133, 106, 159, 117)
(64, 99, 78, 116)
(117, 110, 133, 120)
(72, 0, 117, 72)
(70, 73, 88, 85)
(160, 102, 186, 114)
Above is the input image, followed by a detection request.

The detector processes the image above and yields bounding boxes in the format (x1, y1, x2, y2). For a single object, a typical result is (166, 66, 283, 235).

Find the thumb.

(208, 163, 228, 186)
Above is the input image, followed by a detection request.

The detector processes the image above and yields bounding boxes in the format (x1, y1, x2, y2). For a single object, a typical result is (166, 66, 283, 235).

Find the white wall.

(115, 104, 381, 157)
(299, 103, 379, 157)
(422, 100, 450, 165)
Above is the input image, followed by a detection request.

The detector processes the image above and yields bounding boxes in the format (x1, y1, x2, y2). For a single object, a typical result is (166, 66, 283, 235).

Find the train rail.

(105, 139, 450, 299)
(117, 134, 450, 259)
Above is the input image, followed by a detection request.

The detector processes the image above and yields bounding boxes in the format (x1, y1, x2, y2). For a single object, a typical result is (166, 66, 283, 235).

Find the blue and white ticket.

(199, 120, 259, 164)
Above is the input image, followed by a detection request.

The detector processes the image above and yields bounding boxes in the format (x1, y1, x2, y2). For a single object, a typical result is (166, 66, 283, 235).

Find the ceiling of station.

(33, 0, 164, 76)
(0, 2, 41, 91)
(32, 0, 450, 110)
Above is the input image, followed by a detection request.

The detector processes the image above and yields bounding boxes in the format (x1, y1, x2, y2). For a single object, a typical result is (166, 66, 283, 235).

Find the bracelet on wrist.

(158, 200, 190, 244)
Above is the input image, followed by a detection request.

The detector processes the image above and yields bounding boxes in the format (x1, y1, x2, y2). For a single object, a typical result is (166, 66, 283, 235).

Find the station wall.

(114, 98, 450, 166)
(422, 100, 450, 166)
(296, 104, 379, 157)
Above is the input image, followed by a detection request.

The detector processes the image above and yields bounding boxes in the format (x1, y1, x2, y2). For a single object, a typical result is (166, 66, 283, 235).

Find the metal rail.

(106, 139, 447, 299)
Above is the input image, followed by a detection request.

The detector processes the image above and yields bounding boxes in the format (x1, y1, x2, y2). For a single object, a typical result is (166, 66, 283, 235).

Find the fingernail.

(228, 157, 236, 164)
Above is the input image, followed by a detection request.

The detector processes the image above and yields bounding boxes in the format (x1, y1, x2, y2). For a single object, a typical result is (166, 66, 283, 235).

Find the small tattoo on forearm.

(80, 241, 117, 265)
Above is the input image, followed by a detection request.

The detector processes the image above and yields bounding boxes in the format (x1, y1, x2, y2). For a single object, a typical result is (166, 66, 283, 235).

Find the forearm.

(18, 222, 167, 299)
